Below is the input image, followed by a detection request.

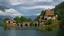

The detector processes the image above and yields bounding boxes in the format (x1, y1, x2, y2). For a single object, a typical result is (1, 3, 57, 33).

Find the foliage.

(40, 10, 44, 16)
(53, 2, 64, 30)
(59, 20, 64, 29)
(42, 25, 52, 31)
(20, 16, 28, 22)
(14, 16, 21, 23)
(50, 20, 59, 28)
(54, 2, 64, 20)
(45, 19, 52, 25)
(14, 16, 32, 23)
(4, 18, 10, 23)
(27, 18, 32, 22)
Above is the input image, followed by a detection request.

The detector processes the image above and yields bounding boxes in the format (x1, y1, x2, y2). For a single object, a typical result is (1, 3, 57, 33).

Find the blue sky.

(0, 0, 64, 16)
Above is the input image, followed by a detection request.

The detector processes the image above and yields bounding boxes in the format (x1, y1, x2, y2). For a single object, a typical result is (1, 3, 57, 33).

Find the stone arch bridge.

(5, 20, 45, 28)
(17, 21, 39, 27)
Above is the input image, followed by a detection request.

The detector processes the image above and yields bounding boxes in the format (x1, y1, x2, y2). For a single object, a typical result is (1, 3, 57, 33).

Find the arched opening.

(45, 18, 47, 20)
(25, 24, 28, 27)
(21, 24, 23, 27)
(30, 24, 33, 27)
(35, 23, 37, 27)
(17, 24, 19, 26)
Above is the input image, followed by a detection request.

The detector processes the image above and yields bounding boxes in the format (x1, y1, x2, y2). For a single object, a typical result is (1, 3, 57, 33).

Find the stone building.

(43, 10, 57, 20)
(5, 20, 17, 27)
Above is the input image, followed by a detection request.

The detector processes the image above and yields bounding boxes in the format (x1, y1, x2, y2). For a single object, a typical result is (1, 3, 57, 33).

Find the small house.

(43, 10, 56, 20)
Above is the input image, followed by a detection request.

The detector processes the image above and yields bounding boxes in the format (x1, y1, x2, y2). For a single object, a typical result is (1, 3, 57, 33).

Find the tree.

(40, 10, 44, 16)
(4, 18, 10, 23)
(20, 16, 27, 22)
(14, 16, 20, 23)
(54, 2, 64, 20)
(54, 2, 64, 32)
(27, 18, 32, 22)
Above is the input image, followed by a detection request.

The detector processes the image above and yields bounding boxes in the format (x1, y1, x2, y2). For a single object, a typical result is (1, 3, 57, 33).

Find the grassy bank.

(37, 20, 59, 31)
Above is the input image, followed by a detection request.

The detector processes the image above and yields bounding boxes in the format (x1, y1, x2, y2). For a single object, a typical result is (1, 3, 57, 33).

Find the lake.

(0, 27, 64, 36)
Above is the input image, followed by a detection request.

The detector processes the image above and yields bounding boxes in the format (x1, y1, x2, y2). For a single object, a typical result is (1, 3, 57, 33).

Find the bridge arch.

(25, 24, 28, 27)
(21, 24, 23, 27)
(30, 23, 34, 27)
(34, 23, 37, 27)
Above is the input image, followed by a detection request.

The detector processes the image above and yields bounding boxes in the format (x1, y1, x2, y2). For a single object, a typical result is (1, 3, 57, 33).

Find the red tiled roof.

(45, 10, 54, 16)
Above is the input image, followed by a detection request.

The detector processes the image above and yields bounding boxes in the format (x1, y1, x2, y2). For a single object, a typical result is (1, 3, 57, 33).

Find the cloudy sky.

(0, 0, 64, 16)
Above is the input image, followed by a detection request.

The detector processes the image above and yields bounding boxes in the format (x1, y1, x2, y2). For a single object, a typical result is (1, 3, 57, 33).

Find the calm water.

(0, 27, 64, 36)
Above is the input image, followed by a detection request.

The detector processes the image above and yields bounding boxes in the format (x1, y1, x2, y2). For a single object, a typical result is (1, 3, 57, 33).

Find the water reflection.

(0, 26, 64, 36)
(4, 27, 57, 36)
(5, 30, 16, 36)
(57, 29, 64, 36)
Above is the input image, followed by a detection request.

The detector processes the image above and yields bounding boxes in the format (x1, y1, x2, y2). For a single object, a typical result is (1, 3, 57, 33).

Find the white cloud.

(34, 13, 40, 16)
(0, 8, 23, 17)
(35, 0, 52, 2)
(19, 6, 55, 10)
(8, 0, 23, 5)
(7, 0, 53, 5)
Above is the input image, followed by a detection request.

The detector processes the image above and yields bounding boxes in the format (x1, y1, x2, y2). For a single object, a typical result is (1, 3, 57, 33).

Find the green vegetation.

(20, 16, 28, 22)
(14, 16, 32, 23)
(4, 18, 10, 23)
(38, 20, 59, 31)
(54, 2, 64, 20)
(53, 2, 64, 30)
(27, 18, 32, 22)
(38, 2, 64, 31)
(14, 16, 21, 23)
(45, 19, 52, 25)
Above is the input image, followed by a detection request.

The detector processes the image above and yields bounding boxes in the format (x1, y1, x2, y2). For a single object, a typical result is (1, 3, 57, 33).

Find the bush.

(45, 19, 52, 25)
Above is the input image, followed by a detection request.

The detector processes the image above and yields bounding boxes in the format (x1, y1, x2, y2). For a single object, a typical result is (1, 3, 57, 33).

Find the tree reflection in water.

(57, 22, 64, 36)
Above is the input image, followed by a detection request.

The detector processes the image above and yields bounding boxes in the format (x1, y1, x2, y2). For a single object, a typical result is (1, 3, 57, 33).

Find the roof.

(45, 10, 54, 16)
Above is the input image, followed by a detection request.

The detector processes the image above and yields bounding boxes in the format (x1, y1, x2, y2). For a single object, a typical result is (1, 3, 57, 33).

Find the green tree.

(54, 2, 64, 20)
(27, 18, 32, 22)
(40, 10, 44, 16)
(14, 16, 20, 23)
(4, 18, 10, 23)
(20, 16, 27, 22)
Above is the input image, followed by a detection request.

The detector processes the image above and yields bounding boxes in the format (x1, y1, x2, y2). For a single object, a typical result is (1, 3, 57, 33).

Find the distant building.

(5, 20, 17, 27)
(6, 20, 16, 24)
